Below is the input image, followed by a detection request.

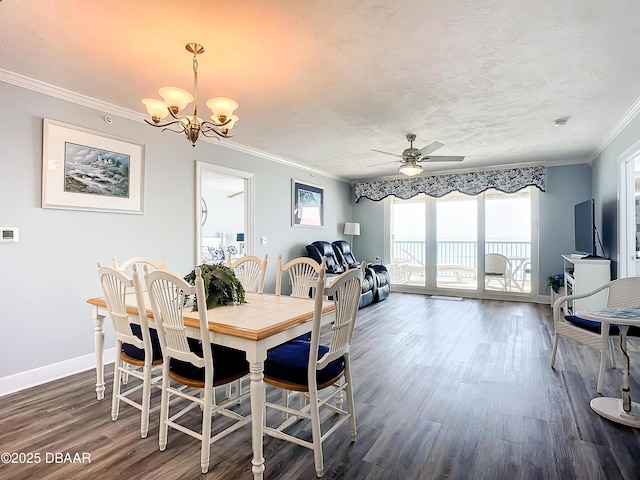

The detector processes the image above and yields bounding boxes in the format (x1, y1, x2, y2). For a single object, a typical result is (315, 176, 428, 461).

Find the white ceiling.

(2, 0, 640, 180)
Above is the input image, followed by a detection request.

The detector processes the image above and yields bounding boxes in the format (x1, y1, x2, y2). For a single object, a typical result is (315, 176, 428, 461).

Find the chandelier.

(142, 43, 238, 147)
(398, 161, 423, 176)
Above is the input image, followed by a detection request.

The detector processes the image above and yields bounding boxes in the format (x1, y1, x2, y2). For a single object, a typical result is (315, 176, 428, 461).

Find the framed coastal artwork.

(292, 179, 324, 227)
(42, 119, 144, 214)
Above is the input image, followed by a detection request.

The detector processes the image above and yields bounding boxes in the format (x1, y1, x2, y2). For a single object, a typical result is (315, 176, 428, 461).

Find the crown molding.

(0, 69, 347, 183)
(597, 96, 640, 154)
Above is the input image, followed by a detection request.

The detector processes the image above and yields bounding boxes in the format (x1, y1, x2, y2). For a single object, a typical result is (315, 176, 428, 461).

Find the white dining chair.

(114, 255, 167, 289)
(263, 262, 364, 477)
(97, 262, 162, 439)
(226, 254, 268, 293)
(275, 255, 323, 298)
(145, 266, 251, 474)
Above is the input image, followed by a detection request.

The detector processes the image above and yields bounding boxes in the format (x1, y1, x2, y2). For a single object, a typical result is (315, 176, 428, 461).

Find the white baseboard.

(0, 347, 116, 398)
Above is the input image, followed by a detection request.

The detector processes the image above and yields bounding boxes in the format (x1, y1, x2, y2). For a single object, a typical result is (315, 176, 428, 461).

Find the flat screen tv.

(574, 198, 596, 256)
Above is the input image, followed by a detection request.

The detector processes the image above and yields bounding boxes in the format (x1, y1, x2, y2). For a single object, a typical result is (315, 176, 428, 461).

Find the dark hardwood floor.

(1, 293, 640, 480)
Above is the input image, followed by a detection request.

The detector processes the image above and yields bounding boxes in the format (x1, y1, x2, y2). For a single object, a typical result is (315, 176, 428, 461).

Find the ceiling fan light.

(206, 97, 238, 123)
(158, 86, 194, 113)
(142, 98, 169, 123)
(398, 163, 423, 176)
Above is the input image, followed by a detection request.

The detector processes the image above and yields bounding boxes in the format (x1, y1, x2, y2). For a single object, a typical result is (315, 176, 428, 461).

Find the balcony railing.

(391, 240, 531, 290)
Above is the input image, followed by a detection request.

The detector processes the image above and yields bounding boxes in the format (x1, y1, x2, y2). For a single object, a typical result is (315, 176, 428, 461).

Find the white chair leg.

(111, 348, 122, 421)
(344, 362, 357, 441)
(201, 386, 213, 474)
(308, 389, 324, 478)
(140, 365, 151, 439)
(597, 351, 606, 394)
(608, 337, 617, 369)
(550, 334, 559, 368)
(159, 364, 170, 451)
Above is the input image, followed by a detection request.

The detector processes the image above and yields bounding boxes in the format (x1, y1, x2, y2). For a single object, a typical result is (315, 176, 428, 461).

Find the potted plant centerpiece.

(184, 263, 246, 310)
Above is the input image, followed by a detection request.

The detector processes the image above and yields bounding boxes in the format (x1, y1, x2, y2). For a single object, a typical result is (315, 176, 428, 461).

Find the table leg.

(93, 307, 105, 400)
(620, 325, 631, 413)
(250, 360, 265, 479)
(590, 323, 640, 427)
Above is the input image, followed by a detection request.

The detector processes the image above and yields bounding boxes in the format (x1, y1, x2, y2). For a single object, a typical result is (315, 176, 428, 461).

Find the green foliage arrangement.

(546, 273, 565, 294)
(184, 263, 246, 310)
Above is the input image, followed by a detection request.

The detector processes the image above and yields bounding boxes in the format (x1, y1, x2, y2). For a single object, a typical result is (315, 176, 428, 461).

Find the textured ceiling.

(1, 0, 640, 180)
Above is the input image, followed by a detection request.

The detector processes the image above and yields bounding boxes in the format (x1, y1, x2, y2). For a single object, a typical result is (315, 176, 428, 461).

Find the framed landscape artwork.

(42, 119, 144, 214)
(292, 179, 324, 227)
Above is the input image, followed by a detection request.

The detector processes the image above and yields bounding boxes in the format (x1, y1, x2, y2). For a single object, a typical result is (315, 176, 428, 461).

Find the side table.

(580, 308, 640, 427)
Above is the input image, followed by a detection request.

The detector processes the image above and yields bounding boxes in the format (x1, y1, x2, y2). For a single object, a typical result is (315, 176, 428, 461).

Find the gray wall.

(352, 164, 594, 295)
(0, 81, 352, 378)
(538, 164, 593, 288)
(593, 114, 640, 278)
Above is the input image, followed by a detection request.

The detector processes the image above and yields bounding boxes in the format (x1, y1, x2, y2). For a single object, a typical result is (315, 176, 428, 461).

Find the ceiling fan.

(371, 134, 464, 176)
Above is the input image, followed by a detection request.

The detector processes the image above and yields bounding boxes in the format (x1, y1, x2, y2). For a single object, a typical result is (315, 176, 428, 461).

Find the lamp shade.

(158, 86, 194, 112)
(344, 222, 360, 236)
(142, 98, 169, 122)
(207, 97, 239, 123)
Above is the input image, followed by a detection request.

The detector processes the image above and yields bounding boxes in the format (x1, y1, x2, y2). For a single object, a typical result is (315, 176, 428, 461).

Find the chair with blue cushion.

(145, 266, 250, 475)
(263, 261, 364, 477)
(551, 276, 640, 393)
(97, 262, 163, 439)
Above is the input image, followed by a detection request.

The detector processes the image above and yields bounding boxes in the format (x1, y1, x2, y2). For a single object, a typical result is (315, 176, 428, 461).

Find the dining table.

(87, 291, 336, 479)
(579, 307, 640, 428)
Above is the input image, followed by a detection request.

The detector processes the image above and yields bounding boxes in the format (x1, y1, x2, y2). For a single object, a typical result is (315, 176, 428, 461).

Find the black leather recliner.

(305, 241, 344, 274)
(332, 240, 390, 304)
(305, 241, 376, 308)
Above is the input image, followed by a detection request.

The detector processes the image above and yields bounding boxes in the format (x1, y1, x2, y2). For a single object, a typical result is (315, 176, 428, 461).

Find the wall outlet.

(260, 236, 267, 245)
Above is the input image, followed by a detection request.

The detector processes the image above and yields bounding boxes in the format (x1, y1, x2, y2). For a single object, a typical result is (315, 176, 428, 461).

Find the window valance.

(353, 166, 545, 202)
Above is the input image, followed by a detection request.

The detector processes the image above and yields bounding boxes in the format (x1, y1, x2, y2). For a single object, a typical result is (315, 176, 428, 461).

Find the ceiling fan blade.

(368, 159, 399, 167)
(371, 149, 402, 158)
(421, 155, 465, 162)
(418, 141, 445, 156)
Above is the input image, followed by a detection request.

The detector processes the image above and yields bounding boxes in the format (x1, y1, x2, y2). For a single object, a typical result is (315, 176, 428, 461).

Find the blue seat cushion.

(264, 340, 345, 387)
(170, 338, 249, 384)
(565, 315, 640, 336)
(122, 325, 163, 362)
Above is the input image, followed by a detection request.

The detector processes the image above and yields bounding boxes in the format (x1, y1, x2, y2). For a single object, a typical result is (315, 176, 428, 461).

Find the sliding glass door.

(485, 189, 532, 293)
(389, 195, 426, 286)
(436, 192, 478, 290)
(388, 187, 536, 298)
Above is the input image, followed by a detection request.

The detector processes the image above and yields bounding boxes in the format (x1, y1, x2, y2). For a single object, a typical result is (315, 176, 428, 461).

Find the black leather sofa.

(332, 240, 390, 303)
(305, 240, 389, 308)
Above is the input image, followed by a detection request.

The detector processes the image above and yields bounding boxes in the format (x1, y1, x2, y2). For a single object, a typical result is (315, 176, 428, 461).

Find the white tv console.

(561, 255, 611, 313)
